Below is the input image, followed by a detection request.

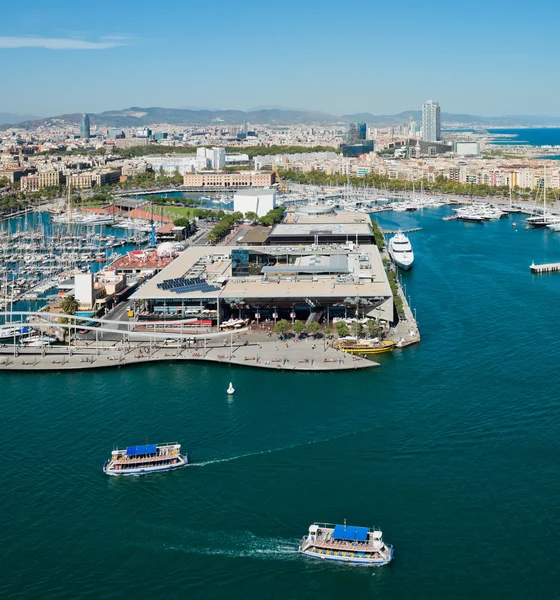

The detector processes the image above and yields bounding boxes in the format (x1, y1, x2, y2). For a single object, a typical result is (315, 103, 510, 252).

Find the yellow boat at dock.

(338, 339, 396, 355)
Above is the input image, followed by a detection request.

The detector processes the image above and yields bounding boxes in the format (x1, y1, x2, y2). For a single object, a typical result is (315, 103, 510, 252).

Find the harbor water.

(2, 207, 560, 599)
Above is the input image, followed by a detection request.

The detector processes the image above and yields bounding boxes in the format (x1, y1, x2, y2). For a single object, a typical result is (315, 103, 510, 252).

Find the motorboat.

(20, 334, 57, 346)
(299, 522, 394, 566)
(388, 232, 414, 270)
(0, 325, 33, 340)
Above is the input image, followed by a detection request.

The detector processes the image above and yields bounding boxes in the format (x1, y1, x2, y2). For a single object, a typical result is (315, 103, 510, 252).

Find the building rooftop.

(234, 189, 276, 197)
(283, 209, 372, 226)
(269, 222, 372, 238)
(131, 243, 391, 304)
(235, 226, 271, 245)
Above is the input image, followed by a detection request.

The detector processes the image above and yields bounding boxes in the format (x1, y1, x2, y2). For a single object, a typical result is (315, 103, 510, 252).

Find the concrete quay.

(0, 337, 378, 372)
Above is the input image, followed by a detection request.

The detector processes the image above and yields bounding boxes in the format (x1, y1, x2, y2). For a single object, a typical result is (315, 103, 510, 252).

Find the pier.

(382, 227, 422, 234)
(530, 261, 560, 274)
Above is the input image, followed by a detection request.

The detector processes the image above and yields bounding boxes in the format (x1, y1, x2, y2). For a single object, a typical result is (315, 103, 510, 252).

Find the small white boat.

(227, 382, 235, 395)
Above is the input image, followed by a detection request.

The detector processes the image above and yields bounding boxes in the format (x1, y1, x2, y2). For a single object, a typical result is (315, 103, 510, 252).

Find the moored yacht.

(299, 522, 394, 566)
(0, 325, 33, 340)
(103, 442, 188, 475)
(388, 232, 414, 270)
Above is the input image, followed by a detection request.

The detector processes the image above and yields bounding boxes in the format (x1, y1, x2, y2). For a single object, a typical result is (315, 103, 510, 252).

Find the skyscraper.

(80, 113, 91, 139)
(347, 122, 367, 144)
(421, 101, 441, 142)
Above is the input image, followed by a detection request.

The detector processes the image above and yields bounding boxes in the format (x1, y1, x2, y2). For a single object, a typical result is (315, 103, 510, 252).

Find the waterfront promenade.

(0, 336, 377, 372)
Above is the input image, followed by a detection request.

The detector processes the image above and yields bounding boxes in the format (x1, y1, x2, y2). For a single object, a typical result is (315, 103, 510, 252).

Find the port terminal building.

(130, 208, 393, 325)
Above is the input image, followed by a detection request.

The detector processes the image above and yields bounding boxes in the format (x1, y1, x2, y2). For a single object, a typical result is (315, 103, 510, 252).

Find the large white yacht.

(388, 232, 414, 270)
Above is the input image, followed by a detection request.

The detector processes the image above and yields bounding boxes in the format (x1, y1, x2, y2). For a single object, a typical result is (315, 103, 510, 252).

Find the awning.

(332, 524, 368, 542)
(126, 444, 157, 456)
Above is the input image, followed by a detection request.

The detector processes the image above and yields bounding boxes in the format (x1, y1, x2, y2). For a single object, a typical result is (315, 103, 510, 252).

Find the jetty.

(381, 227, 422, 234)
(530, 262, 560, 274)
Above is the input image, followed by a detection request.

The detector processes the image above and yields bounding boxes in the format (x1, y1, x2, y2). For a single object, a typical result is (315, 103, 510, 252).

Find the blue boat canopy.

(126, 444, 157, 456)
(332, 524, 369, 542)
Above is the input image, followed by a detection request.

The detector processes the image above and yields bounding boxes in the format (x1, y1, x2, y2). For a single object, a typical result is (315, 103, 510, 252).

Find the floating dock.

(530, 262, 560, 274)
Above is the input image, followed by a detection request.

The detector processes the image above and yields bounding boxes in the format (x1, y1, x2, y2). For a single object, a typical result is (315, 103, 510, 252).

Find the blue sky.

(2, 0, 560, 117)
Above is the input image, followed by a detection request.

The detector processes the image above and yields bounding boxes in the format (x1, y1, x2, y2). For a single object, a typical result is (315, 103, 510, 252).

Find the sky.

(2, 0, 560, 118)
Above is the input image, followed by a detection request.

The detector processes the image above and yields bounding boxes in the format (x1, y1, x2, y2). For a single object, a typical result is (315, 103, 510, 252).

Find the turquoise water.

(2, 207, 560, 599)
(488, 127, 560, 146)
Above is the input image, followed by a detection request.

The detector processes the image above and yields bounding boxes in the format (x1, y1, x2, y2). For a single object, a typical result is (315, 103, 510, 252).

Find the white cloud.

(0, 36, 126, 50)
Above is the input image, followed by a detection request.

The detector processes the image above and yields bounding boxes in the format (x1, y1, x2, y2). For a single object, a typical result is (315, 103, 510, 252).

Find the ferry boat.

(338, 339, 396, 354)
(299, 522, 394, 566)
(103, 442, 188, 476)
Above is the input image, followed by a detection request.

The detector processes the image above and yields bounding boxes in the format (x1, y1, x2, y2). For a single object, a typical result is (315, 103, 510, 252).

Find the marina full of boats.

(0, 213, 149, 309)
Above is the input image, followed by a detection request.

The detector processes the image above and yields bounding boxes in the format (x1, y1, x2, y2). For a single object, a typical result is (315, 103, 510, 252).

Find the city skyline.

(2, 0, 560, 117)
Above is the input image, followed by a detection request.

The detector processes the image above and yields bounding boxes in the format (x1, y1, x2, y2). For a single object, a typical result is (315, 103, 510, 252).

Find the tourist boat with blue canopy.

(299, 521, 393, 566)
(103, 442, 188, 475)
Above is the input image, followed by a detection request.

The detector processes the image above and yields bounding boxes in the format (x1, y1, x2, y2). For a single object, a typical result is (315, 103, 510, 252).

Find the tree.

(306, 322, 320, 337)
(274, 319, 290, 337)
(324, 328, 332, 338)
(335, 321, 350, 337)
(292, 320, 305, 336)
(366, 318, 381, 339)
(174, 217, 190, 227)
(245, 211, 259, 223)
(61, 294, 79, 316)
(59, 294, 79, 343)
(352, 321, 364, 338)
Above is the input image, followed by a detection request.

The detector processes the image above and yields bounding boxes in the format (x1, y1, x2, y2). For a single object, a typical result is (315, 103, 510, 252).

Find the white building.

(74, 273, 94, 309)
(145, 155, 199, 175)
(196, 147, 226, 170)
(454, 141, 480, 156)
(234, 189, 277, 217)
(212, 147, 226, 170)
(422, 100, 441, 142)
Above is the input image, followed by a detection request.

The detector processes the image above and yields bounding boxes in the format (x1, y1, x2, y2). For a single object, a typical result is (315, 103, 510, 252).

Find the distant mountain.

(4, 106, 560, 130)
(0, 112, 41, 125)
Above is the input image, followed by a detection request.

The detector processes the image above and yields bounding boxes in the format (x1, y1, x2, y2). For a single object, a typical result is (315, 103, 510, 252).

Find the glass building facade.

(80, 113, 91, 139)
(347, 122, 367, 144)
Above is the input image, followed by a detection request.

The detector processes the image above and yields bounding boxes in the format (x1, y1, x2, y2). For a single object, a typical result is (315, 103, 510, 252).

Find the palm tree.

(61, 294, 79, 316)
(59, 294, 79, 343)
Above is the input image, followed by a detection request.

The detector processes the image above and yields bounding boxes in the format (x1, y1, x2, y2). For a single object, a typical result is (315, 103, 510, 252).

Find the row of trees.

(272, 318, 384, 339)
(273, 319, 321, 337)
(278, 168, 545, 200)
(206, 211, 244, 243)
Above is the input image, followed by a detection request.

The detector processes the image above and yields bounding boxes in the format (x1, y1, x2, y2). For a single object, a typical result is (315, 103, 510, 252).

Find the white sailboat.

(227, 382, 235, 395)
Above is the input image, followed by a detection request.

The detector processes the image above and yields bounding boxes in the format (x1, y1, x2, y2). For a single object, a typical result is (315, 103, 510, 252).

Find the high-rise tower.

(80, 113, 91, 139)
(347, 122, 367, 144)
(421, 101, 441, 142)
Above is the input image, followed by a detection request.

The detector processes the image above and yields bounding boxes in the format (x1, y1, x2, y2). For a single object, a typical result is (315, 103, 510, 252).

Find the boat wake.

(165, 531, 299, 562)
(190, 428, 365, 468)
